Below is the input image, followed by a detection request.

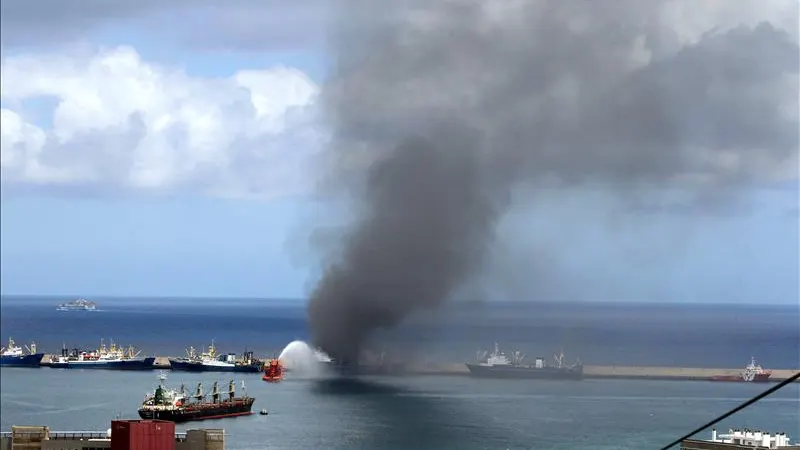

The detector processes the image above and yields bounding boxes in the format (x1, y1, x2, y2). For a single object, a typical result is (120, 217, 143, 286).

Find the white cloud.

(0, 45, 324, 199)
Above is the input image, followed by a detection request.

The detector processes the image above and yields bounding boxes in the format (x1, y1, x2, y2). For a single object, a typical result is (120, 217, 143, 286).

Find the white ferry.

(56, 298, 97, 311)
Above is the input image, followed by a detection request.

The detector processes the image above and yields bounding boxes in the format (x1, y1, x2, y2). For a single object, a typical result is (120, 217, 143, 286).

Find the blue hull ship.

(169, 359, 261, 373)
(0, 353, 45, 367)
(48, 340, 156, 370)
(168, 342, 263, 373)
(50, 356, 156, 370)
(0, 338, 44, 367)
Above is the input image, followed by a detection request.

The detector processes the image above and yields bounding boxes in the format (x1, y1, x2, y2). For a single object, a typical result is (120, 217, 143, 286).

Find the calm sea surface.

(1, 296, 798, 449)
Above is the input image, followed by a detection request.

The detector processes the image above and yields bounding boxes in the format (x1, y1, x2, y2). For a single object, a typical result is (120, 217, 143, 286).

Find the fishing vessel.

(49, 340, 155, 370)
(168, 341, 263, 373)
(710, 357, 772, 382)
(0, 338, 45, 367)
(465, 343, 584, 380)
(56, 298, 97, 311)
(262, 359, 284, 382)
(138, 371, 255, 422)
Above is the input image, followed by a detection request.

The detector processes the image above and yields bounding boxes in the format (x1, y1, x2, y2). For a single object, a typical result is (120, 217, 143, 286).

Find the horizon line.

(0, 293, 796, 308)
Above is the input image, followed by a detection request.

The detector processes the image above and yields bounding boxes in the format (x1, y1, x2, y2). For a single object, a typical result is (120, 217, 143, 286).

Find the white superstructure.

(707, 428, 793, 448)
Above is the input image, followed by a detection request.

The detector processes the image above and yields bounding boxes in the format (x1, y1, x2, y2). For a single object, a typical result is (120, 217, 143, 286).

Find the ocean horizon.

(1, 295, 798, 369)
(2, 295, 798, 449)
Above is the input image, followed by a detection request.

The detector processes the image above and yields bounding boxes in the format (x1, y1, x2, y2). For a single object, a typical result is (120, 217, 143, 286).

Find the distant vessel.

(710, 357, 772, 382)
(169, 341, 263, 373)
(0, 338, 45, 367)
(56, 298, 97, 311)
(465, 343, 584, 380)
(49, 340, 155, 370)
(138, 371, 255, 422)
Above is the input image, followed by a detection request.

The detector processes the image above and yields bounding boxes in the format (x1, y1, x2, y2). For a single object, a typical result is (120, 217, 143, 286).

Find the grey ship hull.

(465, 363, 584, 380)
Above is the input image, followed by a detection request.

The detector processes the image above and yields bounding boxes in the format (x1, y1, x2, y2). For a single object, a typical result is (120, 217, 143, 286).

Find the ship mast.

(228, 380, 235, 402)
(194, 383, 204, 402)
(211, 381, 220, 403)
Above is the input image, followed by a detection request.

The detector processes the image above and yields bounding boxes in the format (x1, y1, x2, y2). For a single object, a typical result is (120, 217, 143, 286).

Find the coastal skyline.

(1, 1, 798, 304)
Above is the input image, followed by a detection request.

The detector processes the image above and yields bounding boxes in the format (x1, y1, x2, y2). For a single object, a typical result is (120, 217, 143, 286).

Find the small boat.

(262, 359, 284, 382)
(259, 409, 269, 415)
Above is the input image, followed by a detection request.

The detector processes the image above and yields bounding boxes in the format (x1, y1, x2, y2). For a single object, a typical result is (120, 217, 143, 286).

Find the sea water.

(1, 296, 798, 449)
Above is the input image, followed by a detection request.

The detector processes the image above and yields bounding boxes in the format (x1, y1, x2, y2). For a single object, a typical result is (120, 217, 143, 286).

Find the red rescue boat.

(262, 359, 284, 383)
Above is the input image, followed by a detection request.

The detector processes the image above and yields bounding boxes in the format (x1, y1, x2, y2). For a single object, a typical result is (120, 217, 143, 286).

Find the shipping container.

(111, 420, 175, 450)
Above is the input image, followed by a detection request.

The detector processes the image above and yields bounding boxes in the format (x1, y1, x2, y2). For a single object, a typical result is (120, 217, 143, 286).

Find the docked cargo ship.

(169, 341, 263, 373)
(56, 298, 97, 311)
(138, 372, 255, 422)
(710, 357, 772, 382)
(49, 340, 155, 370)
(0, 338, 44, 367)
(465, 343, 584, 380)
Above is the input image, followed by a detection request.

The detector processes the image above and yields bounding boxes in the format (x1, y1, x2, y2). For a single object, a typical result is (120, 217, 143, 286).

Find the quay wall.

(414, 363, 799, 382)
(36, 355, 799, 382)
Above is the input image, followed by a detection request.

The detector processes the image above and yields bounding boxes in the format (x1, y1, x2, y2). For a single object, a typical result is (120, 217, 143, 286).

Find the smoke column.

(307, 0, 799, 362)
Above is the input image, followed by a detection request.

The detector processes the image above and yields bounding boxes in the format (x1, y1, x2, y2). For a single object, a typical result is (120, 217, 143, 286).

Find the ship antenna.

(658, 371, 800, 449)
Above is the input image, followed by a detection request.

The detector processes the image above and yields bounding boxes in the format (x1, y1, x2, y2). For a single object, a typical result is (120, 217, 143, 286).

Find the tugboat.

(169, 341, 263, 373)
(262, 359, 284, 382)
(0, 338, 45, 367)
(138, 371, 255, 422)
(710, 357, 772, 382)
(465, 343, 584, 380)
(48, 340, 156, 370)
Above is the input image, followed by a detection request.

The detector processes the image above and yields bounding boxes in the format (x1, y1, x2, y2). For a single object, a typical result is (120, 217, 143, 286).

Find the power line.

(658, 370, 800, 450)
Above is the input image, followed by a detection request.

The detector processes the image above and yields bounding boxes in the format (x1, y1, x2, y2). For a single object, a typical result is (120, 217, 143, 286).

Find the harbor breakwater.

(34, 355, 800, 382)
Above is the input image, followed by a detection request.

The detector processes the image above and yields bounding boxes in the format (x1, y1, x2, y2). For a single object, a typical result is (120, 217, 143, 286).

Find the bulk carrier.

(465, 343, 584, 380)
(138, 372, 255, 422)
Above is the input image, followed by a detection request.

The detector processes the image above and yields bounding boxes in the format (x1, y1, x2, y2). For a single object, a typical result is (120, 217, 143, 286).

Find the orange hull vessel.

(710, 357, 772, 383)
(262, 359, 284, 383)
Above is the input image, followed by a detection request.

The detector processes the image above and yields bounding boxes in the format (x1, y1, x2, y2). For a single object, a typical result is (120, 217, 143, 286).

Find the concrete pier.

(411, 363, 799, 382)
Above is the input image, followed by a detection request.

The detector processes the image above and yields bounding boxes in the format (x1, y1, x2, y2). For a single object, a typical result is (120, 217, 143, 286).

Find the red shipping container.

(111, 419, 175, 450)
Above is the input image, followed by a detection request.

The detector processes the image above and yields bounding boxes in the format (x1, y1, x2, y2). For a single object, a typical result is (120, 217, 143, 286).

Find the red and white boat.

(711, 357, 772, 382)
(262, 359, 284, 383)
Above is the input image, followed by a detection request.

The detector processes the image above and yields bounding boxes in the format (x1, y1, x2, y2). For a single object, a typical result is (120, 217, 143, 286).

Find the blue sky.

(0, 1, 798, 304)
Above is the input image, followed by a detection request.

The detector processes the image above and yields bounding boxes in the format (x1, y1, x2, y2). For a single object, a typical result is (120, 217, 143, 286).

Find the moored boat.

(49, 340, 155, 370)
(138, 371, 255, 422)
(465, 343, 584, 380)
(0, 338, 45, 368)
(169, 341, 263, 373)
(710, 357, 772, 382)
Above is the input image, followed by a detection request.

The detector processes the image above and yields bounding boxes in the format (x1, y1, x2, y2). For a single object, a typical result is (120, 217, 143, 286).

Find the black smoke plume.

(307, 0, 799, 362)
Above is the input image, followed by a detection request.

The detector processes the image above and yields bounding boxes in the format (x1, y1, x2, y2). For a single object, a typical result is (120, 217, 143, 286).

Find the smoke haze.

(307, 0, 799, 361)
